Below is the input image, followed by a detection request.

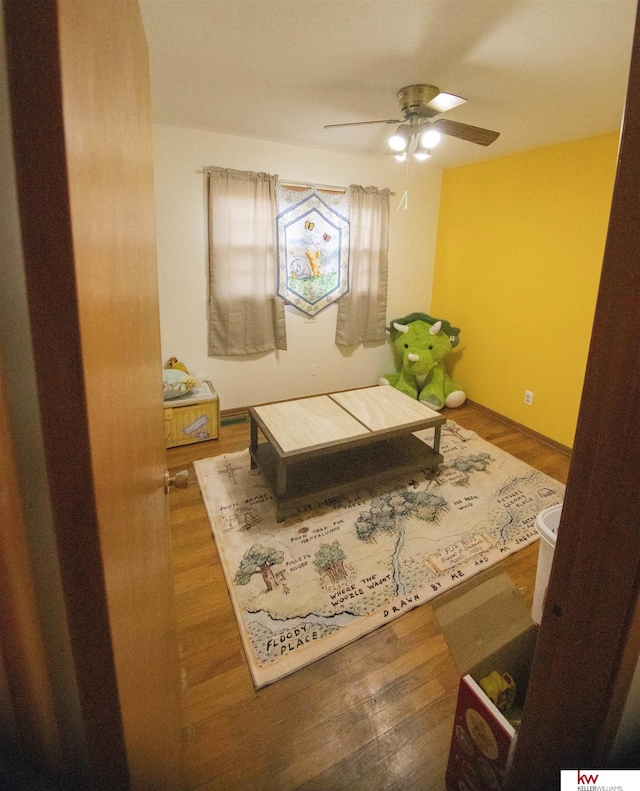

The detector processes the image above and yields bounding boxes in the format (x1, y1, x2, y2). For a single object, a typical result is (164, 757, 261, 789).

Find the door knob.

(164, 469, 188, 494)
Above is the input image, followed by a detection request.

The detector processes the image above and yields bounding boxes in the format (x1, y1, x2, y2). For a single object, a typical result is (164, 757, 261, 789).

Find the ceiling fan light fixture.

(420, 129, 442, 148)
(394, 151, 407, 162)
(414, 140, 431, 161)
(388, 124, 410, 152)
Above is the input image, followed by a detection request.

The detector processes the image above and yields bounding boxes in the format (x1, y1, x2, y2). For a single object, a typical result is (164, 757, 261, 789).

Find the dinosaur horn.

(429, 321, 442, 335)
(393, 322, 409, 334)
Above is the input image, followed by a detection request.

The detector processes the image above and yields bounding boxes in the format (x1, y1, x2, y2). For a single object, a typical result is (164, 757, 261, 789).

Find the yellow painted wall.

(431, 132, 619, 447)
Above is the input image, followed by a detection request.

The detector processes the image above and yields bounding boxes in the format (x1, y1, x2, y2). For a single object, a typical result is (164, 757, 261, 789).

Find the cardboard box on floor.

(433, 568, 538, 791)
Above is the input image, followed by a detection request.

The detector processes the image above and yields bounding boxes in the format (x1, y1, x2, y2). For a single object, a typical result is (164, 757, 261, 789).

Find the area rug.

(194, 421, 564, 688)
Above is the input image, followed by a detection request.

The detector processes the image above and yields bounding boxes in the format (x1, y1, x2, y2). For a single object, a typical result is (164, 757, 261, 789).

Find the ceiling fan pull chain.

(396, 154, 411, 211)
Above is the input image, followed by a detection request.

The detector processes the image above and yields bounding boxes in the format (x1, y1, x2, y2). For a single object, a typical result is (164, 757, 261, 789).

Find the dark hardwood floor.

(166, 401, 571, 791)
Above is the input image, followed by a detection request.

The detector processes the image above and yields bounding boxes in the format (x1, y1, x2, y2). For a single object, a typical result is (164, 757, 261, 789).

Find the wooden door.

(4, 1, 183, 788)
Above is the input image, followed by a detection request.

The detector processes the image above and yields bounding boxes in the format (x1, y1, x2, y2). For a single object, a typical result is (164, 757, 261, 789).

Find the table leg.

(276, 461, 287, 522)
(433, 424, 442, 454)
(276, 461, 287, 498)
(250, 415, 258, 469)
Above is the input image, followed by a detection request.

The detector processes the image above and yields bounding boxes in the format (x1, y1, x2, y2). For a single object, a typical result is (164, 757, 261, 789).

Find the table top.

(251, 385, 444, 455)
(330, 385, 441, 432)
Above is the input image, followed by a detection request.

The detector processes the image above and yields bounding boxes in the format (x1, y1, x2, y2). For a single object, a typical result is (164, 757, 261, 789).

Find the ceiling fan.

(324, 84, 500, 161)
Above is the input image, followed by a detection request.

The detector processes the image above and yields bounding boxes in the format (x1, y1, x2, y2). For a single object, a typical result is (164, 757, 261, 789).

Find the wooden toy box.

(164, 380, 219, 448)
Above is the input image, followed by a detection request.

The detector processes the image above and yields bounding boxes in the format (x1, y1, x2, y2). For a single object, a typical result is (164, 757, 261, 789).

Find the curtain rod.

(199, 170, 394, 196)
(280, 179, 345, 192)
(274, 179, 396, 196)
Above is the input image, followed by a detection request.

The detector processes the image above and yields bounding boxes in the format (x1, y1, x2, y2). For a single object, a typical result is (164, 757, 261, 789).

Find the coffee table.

(249, 385, 446, 521)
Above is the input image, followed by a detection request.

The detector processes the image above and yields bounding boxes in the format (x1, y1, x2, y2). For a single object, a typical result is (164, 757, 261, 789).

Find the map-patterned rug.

(194, 422, 564, 688)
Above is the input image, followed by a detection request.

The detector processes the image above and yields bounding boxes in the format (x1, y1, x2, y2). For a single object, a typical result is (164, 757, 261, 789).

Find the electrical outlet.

(310, 364, 317, 377)
(524, 390, 534, 405)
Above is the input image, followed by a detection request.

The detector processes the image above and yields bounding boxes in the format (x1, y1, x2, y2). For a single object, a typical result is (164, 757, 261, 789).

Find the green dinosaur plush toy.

(379, 312, 466, 410)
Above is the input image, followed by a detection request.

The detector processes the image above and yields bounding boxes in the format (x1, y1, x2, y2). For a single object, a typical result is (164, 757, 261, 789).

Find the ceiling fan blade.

(426, 92, 467, 114)
(433, 119, 500, 146)
(324, 119, 400, 129)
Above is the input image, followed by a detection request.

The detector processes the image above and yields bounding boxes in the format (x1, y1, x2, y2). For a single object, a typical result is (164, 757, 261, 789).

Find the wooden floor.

(166, 402, 571, 791)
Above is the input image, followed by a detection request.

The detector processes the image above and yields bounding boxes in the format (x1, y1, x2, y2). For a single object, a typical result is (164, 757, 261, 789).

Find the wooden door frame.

(4, 1, 132, 787)
(507, 3, 640, 786)
(3, 1, 183, 789)
(0, 345, 62, 776)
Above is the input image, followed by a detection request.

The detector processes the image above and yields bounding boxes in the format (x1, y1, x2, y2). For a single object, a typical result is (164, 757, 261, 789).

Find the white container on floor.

(531, 504, 563, 624)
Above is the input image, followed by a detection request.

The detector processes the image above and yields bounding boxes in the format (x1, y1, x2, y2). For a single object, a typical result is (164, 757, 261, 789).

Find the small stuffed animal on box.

(379, 312, 466, 410)
(163, 357, 199, 400)
(164, 356, 190, 374)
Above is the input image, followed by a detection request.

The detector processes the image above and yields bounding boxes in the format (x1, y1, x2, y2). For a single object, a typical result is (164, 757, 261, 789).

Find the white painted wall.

(152, 123, 442, 410)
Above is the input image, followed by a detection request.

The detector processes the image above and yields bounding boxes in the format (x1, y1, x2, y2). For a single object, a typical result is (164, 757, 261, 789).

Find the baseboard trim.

(220, 407, 249, 417)
(465, 399, 573, 456)
(220, 407, 250, 425)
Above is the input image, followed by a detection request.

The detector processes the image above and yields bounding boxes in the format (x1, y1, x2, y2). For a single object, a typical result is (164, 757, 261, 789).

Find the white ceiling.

(140, 0, 637, 169)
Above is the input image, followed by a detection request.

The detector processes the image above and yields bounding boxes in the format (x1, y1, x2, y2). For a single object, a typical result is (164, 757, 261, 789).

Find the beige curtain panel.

(335, 184, 390, 347)
(207, 167, 287, 356)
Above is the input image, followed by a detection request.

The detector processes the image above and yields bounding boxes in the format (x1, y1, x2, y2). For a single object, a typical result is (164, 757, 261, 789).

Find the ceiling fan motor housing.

(398, 84, 440, 119)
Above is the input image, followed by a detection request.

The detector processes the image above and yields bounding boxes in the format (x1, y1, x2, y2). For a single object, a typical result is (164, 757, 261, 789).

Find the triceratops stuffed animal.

(379, 312, 466, 410)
